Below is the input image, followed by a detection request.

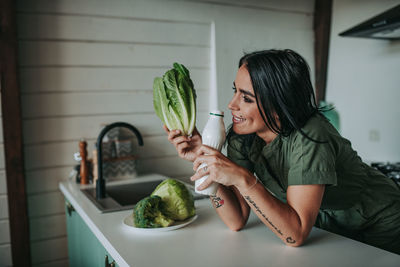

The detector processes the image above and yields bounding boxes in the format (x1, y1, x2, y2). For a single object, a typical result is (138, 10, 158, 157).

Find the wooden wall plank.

(28, 192, 64, 218)
(23, 112, 209, 144)
(0, 145, 4, 169)
(21, 91, 208, 118)
(25, 167, 71, 195)
(0, 171, 6, 195)
(16, 0, 313, 30)
(0, 196, 8, 219)
(183, 0, 314, 14)
(19, 67, 209, 93)
(138, 155, 194, 179)
(16, 0, 314, 17)
(18, 41, 210, 67)
(29, 214, 66, 242)
(0, 244, 12, 266)
(24, 136, 188, 170)
(17, 13, 210, 46)
(0, 219, 10, 244)
(31, 237, 68, 265)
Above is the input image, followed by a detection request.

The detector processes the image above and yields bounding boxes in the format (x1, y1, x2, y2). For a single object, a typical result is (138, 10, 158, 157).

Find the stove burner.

(388, 172, 400, 180)
(371, 162, 400, 189)
(371, 162, 400, 175)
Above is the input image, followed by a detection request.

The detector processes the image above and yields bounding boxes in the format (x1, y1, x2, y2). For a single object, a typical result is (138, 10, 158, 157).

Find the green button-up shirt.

(227, 114, 400, 235)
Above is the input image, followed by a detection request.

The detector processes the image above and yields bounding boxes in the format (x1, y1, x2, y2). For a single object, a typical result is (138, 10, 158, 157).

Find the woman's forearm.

(210, 185, 250, 231)
(189, 146, 321, 243)
(242, 184, 303, 246)
(236, 177, 318, 247)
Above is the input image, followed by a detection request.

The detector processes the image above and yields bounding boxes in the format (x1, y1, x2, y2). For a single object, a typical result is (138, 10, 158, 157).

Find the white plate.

(123, 214, 198, 232)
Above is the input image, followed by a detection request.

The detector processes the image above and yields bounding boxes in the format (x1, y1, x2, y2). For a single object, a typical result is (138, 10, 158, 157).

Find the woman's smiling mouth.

(232, 114, 246, 124)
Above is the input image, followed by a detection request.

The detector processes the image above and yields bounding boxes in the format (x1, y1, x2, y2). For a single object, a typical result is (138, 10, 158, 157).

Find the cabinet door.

(65, 201, 82, 266)
(65, 200, 118, 266)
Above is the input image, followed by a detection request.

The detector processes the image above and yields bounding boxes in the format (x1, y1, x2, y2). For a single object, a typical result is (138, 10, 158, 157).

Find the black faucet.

(96, 122, 144, 199)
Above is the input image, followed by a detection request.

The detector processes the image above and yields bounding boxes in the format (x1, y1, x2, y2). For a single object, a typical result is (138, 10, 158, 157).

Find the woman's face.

(228, 65, 276, 141)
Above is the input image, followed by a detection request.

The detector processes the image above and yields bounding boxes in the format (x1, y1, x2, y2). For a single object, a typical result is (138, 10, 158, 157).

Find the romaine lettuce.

(153, 63, 196, 136)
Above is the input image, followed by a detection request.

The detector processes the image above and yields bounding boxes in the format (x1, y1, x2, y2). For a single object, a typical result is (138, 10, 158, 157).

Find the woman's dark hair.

(228, 49, 325, 143)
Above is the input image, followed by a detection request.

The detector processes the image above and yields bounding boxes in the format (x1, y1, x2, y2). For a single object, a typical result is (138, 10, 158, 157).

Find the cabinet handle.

(105, 255, 109, 267)
(65, 201, 75, 216)
(105, 255, 116, 267)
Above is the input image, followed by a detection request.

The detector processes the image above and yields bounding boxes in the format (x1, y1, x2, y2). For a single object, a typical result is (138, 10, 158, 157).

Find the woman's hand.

(163, 125, 202, 162)
(191, 145, 253, 190)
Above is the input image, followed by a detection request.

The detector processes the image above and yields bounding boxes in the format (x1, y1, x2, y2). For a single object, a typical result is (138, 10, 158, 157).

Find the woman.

(164, 49, 400, 254)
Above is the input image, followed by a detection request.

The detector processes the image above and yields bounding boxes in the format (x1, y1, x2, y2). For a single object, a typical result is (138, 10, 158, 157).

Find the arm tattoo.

(244, 195, 296, 244)
(211, 196, 224, 208)
(286, 237, 296, 244)
(244, 196, 283, 235)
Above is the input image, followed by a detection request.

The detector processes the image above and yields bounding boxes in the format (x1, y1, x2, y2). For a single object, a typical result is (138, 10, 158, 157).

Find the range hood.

(339, 4, 400, 40)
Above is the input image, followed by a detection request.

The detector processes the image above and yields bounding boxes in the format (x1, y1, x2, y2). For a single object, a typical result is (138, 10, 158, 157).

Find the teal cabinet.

(65, 200, 117, 267)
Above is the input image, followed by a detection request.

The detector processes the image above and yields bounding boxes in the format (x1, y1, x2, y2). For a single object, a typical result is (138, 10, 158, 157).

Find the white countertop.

(59, 174, 400, 267)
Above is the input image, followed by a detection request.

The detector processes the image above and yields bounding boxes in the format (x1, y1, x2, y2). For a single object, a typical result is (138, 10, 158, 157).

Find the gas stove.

(371, 162, 400, 186)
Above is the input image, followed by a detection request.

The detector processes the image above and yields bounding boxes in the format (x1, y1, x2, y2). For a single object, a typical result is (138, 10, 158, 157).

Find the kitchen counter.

(59, 174, 400, 267)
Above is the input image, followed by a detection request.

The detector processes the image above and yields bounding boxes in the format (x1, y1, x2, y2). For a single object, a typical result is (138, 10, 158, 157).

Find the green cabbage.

(153, 63, 196, 136)
(133, 195, 174, 228)
(151, 178, 195, 221)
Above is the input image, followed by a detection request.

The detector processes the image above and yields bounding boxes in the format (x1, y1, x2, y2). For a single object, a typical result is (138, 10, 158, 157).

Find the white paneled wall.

(15, 0, 314, 265)
(17, 1, 210, 266)
(0, 90, 12, 266)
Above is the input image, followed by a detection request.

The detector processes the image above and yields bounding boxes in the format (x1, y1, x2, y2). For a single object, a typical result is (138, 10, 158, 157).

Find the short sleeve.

(288, 131, 337, 186)
(227, 135, 255, 173)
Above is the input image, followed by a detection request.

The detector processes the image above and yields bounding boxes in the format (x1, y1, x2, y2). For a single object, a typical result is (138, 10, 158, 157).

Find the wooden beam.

(0, 0, 32, 265)
(314, 0, 333, 104)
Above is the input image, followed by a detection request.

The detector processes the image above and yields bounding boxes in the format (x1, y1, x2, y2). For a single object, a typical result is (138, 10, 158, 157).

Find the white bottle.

(195, 110, 226, 196)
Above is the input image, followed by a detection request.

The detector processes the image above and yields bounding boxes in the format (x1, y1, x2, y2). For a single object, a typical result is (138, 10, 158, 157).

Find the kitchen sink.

(81, 177, 208, 213)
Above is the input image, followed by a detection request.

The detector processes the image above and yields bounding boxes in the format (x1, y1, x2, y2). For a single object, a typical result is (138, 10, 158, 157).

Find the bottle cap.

(209, 110, 224, 117)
